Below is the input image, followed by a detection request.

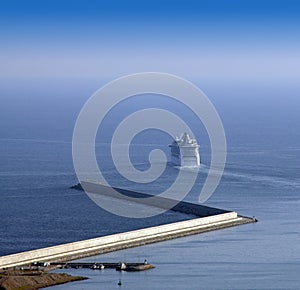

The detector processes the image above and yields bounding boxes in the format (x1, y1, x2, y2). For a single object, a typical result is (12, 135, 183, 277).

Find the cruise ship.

(169, 133, 200, 167)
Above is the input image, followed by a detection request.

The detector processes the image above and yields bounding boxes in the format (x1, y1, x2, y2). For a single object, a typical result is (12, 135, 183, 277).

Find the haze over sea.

(1, 1, 300, 289)
(1, 78, 299, 289)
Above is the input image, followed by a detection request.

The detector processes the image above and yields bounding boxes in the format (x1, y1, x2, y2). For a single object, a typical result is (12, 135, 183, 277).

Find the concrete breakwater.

(79, 181, 231, 217)
(1, 183, 256, 269)
(0, 212, 253, 269)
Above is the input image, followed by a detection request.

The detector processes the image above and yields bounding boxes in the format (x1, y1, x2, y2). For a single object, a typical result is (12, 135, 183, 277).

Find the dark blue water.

(0, 78, 299, 289)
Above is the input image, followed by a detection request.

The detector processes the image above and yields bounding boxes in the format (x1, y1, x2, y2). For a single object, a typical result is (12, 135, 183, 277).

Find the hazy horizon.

(0, 0, 299, 80)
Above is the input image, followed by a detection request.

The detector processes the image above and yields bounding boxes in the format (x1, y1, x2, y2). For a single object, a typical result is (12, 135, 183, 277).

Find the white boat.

(169, 133, 200, 167)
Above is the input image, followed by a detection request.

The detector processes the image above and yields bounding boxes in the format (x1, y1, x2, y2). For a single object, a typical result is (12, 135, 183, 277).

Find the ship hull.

(171, 153, 200, 167)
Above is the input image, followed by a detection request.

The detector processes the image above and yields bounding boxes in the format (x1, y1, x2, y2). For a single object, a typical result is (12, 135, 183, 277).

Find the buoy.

(118, 279, 122, 286)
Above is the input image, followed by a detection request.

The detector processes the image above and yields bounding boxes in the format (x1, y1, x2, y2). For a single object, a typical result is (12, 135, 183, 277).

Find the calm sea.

(0, 78, 299, 289)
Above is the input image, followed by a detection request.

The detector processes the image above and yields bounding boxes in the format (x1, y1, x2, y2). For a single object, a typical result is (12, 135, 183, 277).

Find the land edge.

(0, 270, 88, 290)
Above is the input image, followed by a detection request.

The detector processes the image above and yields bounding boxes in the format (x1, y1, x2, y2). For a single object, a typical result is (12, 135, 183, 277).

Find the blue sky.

(1, 0, 299, 80)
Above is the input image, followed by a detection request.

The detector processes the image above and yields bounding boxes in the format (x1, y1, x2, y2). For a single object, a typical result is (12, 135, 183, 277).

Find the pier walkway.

(0, 212, 255, 269)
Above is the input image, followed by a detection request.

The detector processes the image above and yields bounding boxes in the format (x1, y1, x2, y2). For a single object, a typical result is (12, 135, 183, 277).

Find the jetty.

(51, 261, 155, 271)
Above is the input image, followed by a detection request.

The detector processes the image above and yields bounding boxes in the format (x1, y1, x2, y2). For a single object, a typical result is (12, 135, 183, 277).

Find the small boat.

(91, 263, 104, 270)
(115, 262, 127, 271)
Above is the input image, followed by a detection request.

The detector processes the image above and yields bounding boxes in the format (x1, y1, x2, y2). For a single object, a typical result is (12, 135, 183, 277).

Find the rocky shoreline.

(0, 269, 87, 290)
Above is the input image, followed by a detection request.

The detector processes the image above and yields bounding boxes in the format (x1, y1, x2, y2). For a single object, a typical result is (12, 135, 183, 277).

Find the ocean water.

(0, 79, 299, 289)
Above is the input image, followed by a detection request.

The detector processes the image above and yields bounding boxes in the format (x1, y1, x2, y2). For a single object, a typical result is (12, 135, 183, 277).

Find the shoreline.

(0, 269, 87, 290)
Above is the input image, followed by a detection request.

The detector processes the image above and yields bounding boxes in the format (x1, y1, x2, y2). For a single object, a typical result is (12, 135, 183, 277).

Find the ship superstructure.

(169, 132, 200, 167)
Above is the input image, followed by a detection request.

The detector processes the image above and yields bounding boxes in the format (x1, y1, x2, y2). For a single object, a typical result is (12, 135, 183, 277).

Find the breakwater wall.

(1, 183, 256, 269)
(81, 181, 229, 217)
(0, 212, 252, 269)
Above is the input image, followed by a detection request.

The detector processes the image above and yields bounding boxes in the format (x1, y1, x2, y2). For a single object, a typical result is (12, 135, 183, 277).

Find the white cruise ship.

(169, 133, 200, 167)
